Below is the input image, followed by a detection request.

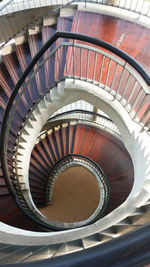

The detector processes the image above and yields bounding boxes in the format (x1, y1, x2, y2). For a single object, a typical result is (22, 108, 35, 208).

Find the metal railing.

(41, 109, 121, 137)
(0, 0, 68, 15)
(1, 0, 150, 17)
(45, 153, 110, 220)
(0, 31, 149, 229)
(1, 0, 150, 48)
(0, 0, 74, 47)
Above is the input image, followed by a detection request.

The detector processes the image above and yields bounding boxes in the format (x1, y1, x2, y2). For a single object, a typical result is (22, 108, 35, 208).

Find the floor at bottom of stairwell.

(39, 166, 100, 223)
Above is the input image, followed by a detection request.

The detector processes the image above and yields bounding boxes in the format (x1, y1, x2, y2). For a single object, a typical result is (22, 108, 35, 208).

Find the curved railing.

(1, 0, 150, 16)
(13, 108, 118, 229)
(0, 31, 150, 230)
(1, 0, 150, 47)
(45, 153, 110, 227)
(41, 109, 121, 137)
(0, 32, 149, 266)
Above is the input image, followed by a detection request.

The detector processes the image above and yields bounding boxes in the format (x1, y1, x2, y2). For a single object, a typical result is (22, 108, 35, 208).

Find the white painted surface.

(1, 79, 149, 245)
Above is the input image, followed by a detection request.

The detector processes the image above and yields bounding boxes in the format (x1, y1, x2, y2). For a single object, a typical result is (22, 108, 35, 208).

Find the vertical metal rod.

(146, 2, 150, 16)
(129, 87, 142, 115)
(123, 0, 126, 9)
(120, 72, 130, 101)
(56, 47, 60, 81)
(80, 48, 82, 79)
(132, 94, 147, 120)
(143, 117, 150, 130)
(115, 66, 126, 96)
(105, 58, 112, 88)
(110, 63, 119, 92)
(45, 55, 49, 89)
(134, 0, 139, 13)
(125, 80, 138, 108)
(93, 52, 97, 82)
(64, 45, 68, 77)
(129, 0, 132, 11)
(140, 0, 145, 15)
(22, 0, 26, 11)
(50, 52, 55, 83)
(86, 49, 90, 81)
(99, 55, 105, 86)
(28, 0, 31, 9)
(139, 101, 150, 124)
(73, 40, 75, 80)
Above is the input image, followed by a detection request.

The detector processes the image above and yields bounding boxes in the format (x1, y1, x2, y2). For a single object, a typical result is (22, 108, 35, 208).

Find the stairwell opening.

(39, 166, 100, 223)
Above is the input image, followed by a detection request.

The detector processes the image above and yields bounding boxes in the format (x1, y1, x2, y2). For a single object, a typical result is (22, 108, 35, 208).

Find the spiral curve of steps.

(0, 2, 150, 266)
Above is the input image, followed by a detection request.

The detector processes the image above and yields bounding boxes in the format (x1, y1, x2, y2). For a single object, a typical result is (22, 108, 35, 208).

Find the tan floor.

(39, 166, 100, 223)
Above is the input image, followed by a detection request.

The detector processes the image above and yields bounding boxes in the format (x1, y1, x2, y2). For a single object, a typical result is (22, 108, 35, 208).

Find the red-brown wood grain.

(29, 123, 133, 213)
(28, 33, 46, 94)
(42, 24, 56, 88)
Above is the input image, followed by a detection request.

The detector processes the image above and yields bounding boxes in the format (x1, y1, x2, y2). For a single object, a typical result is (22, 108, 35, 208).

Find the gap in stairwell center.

(39, 166, 100, 223)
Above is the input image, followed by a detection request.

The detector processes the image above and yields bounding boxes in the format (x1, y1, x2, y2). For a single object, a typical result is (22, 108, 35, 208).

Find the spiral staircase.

(0, 0, 150, 266)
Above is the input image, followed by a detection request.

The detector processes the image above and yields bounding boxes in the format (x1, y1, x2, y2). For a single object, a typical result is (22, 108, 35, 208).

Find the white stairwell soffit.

(0, 79, 149, 246)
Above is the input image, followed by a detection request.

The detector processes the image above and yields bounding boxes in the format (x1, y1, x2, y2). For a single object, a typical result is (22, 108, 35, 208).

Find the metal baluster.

(118, 0, 121, 8)
(105, 58, 112, 89)
(120, 72, 130, 102)
(143, 117, 150, 131)
(33, 0, 37, 9)
(146, 3, 150, 17)
(86, 49, 90, 81)
(44, 51, 49, 89)
(99, 55, 105, 86)
(27, 0, 31, 9)
(80, 47, 82, 79)
(145, 0, 150, 17)
(56, 48, 60, 81)
(125, 80, 138, 108)
(129, 0, 132, 11)
(122, 0, 126, 9)
(64, 45, 68, 77)
(140, 0, 145, 15)
(93, 52, 97, 83)
(50, 53, 55, 84)
(115, 66, 126, 98)
(133, 94, 149, 120)
(139, 102, 150, 125)
(16, 0, 20, 12)
(22, 0, 26, 11)
(129, 87, 143, 116)
(110, 63, 119, 93)
(134, 0, 139, 13)
(73, 40, 75, 80)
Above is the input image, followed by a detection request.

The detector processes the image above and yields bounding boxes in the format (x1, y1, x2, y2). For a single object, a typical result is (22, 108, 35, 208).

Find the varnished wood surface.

(0, 178, 43, 231)
(0, 10, 148, 229)
(55, 17, 73, 81)
(28, 33, 46, 94)
(15, 42, 39, 102)
(42, 24, 56, 87)
(72, 124, 134, 212)
(65, 11, 150, 124)
(30, 124, 134, 214)
(71, 11, 150, 72)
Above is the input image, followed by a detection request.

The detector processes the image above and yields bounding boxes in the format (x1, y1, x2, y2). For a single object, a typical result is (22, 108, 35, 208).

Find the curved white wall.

(0, 79, 149, 246)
